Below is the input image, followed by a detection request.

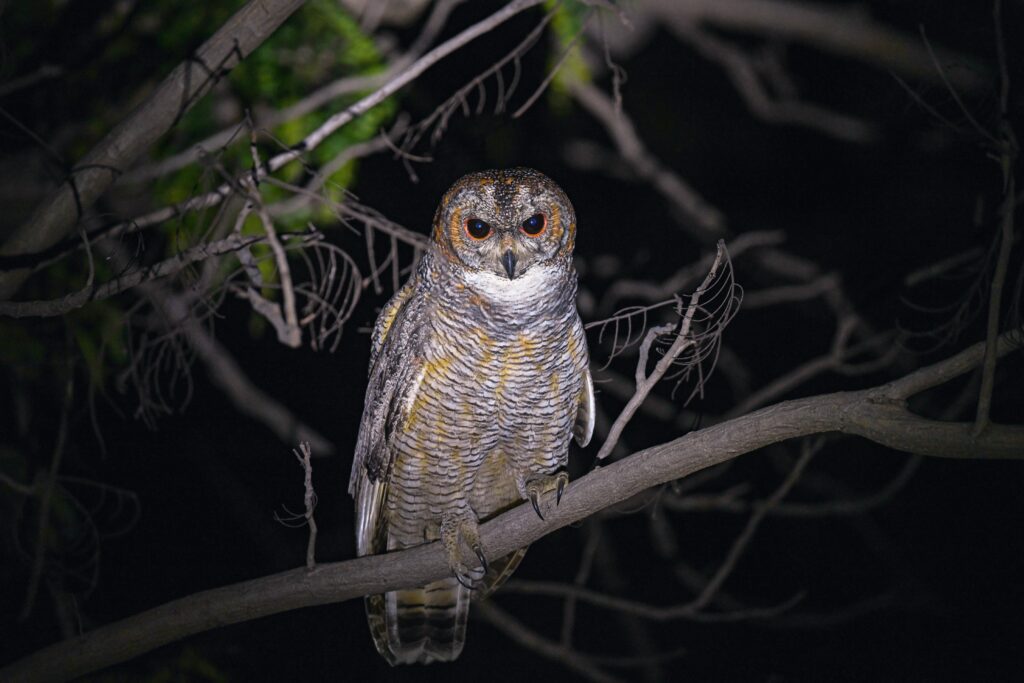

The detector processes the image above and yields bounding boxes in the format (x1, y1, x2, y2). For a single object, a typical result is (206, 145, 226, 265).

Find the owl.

(349, 167, 594, 665)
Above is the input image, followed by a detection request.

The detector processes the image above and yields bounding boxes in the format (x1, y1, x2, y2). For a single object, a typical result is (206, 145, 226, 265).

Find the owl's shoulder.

(369, 254, 446, 359)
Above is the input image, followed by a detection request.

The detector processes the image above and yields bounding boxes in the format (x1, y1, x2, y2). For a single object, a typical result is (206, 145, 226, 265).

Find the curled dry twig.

(396, 2, 555, 170)
(596, 240, 741, 460)
(111, 228, 358, 444)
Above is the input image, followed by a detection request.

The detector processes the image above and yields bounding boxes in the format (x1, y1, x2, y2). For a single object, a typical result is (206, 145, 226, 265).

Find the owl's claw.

(525, 471, 570, 521)
(454, 567, 477, 590)
(529, 490, 545, 520)
(473, 544, 489, 576)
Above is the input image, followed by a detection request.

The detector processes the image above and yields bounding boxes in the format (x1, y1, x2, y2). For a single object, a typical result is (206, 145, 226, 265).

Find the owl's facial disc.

(435, 168, 576, 282)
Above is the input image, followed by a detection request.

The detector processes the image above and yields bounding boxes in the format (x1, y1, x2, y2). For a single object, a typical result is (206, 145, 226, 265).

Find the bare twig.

(741, 274, 840, 309)
(99, 240, 336, 456)
(474, 601, 624, 683)
(917, 26, 995, 145)
(261, 173, 429, 250)
(594, 369, 704, 431)
(0, 233, 316, 319)
(974, 0, 1017, 435)
(512, 10, 594, 119)
(397, 2, 554, 163)
(560, 521, 602, 646)
(33, 129, 400, 275)
(596, 241, 735, 459)
(665, 454, 922, 518)
(676, 25, 875, 142)
(973, 169, 1015, 433)
(0, 473, 36, 496)
(297, 0, 544, 162)
(280, 442, 319, 569)
(689, 438, 816, 610)
(0, 64, 64, 97)
(253, 204, 301, 348)
(598, 231, 784, 313)
(568, 79, 725, 240)
(502, 579, 803, 622)
(20, 374, 73, 621)
(904, 248, 985, 288)
(650, 0, 985, 91)
(726, 316, 899, 418)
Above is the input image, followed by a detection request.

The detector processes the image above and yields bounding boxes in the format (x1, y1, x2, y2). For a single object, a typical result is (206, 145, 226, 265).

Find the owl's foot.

(441, 512, 487, 589)
(524, 471, 569, 521)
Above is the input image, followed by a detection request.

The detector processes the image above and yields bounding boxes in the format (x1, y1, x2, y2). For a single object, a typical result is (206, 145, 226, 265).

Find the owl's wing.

(349, 280, 423, 555)
(573, 365, 595, 447)
(369, 278, 416, 363)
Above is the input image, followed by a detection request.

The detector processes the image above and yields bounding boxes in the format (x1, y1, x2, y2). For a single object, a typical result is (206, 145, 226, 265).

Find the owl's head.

(431, 167, 577, 281)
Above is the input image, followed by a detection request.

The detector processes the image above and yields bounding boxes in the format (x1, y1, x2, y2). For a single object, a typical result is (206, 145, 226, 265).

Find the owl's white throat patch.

(464, 264, 556, 304)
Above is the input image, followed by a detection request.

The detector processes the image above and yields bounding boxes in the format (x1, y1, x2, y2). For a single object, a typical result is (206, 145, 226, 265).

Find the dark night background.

(1, 1, 1023, 681)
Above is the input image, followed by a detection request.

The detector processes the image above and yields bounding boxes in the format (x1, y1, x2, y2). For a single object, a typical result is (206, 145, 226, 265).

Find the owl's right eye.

(465, 218, 492, 240)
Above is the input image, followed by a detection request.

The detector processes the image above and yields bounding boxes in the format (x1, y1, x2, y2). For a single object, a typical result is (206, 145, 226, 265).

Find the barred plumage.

(349, 168, 594, 665)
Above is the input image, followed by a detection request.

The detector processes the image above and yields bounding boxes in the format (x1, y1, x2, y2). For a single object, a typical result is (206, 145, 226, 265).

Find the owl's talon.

(451, 557, 486, 589)
(473, 544, 489, 575)
(524, 471, 569, 519)
(454, 567, 476, 590)
(529, 490, 545, 520)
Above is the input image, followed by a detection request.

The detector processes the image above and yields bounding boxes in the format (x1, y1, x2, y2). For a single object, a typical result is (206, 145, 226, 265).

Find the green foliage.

(151, 0, 399, 251)
(545, 0, 592, 114)
(147, 0, 399, 319)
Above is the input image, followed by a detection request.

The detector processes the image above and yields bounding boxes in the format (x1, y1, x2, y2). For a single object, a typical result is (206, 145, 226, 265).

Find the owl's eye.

(521, 213, 546, 236)
(465, 218, 492, 240)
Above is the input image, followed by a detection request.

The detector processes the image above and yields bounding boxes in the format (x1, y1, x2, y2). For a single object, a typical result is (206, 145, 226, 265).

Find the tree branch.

(122, 0, 464, 184)
(474, 601, 624, 683)
(0, 0, 309, 301)
(650, 0, 985, 91)
(568, 79, 725, 241)
(0, 233, 304, 319)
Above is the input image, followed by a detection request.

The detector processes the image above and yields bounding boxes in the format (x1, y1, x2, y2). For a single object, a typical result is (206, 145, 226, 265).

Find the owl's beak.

(501, 250, 518, 279)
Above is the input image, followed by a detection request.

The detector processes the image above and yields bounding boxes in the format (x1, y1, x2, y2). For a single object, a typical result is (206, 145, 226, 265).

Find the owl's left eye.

(521, 213, 546, 236)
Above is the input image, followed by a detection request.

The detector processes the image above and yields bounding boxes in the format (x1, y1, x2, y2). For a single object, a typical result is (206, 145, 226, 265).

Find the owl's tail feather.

(365, 542, 529, 665)
(368, 576, 470, 665)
